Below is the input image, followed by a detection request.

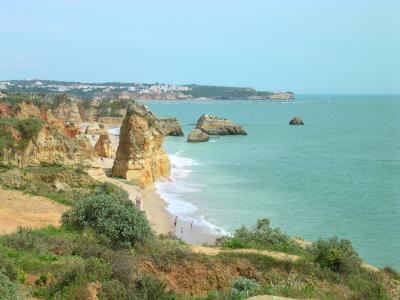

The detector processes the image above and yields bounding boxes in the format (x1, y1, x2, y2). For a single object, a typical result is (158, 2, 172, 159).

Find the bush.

(99, 279, 126, 300)
(0, 253, 18, 281)
(61, 192, 154, 248)
(217, 218, 302, 254)
(232, 277, 259, 296)
(310, 236, 362, 274)
(0, 269, 22, 300)
(130, 274, 177, 300)
(97, 182, 129, 203)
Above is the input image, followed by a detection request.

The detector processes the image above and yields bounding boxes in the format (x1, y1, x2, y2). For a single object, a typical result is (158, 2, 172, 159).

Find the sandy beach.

(98, 138, 218, 246)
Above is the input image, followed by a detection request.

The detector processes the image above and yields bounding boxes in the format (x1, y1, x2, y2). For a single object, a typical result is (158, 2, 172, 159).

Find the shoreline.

(98, 154, 218, 245)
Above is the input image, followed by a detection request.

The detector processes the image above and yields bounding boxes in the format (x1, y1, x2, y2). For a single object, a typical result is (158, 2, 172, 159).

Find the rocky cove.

(0, 94, 399, 300)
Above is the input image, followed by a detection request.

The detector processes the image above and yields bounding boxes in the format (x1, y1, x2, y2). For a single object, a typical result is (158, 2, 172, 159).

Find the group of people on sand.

(173, 216, 194, 238)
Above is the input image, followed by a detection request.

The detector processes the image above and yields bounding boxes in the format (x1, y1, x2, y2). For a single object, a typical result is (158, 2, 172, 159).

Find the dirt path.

(0, 188, 67, 234)
(190, 245, 300, 262)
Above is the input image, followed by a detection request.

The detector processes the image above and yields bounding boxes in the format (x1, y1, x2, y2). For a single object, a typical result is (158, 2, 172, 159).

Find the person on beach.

(135, 195, 141, 211)
(191, 221, 193, 230)
(174, 216, 178, 228)
(180, 226, 183, 237)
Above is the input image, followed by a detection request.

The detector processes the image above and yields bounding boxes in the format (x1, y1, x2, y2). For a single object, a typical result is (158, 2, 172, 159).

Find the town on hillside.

(0, 80, 295, 101)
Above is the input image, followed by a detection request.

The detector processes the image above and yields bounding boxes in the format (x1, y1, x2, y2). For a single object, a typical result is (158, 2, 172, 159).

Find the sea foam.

(156, 152, 229, 236)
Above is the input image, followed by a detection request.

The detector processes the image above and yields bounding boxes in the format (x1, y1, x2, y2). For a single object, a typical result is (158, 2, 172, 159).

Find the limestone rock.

(195, 114, 247, 135)
(1, 120, 102, 177)
(155, 117, 184, 136)
(94, 131, 115, 158)
(14, 101, 41, 119)
(187, 129, 209, 143)
(53, 100, 82, 124)
(112, 102, 170, 187)
(0, 102, 13, 118)
(85, 123, 104, 135)
(289, 117, 304, 125)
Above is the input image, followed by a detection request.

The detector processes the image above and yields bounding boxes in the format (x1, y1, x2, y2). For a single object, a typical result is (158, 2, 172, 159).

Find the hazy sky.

(1, 0, 399, 94)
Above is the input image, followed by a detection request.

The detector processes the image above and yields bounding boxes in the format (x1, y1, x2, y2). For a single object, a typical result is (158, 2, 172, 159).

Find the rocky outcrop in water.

(112, 102, 170, 187)
(268, 92, 295, 100)
(289, 117, 304, 125)
(187, 129, 209, 143)
(94, 131, 115, 158)
(195, 114, 247, 135)
(155, 117, 184, 136)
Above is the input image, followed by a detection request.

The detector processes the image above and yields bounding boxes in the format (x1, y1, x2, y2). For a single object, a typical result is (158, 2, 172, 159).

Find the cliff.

(0, 118, 102, 177)
(53, 100, 82, 124)
(112, 102, 170, 187)
(155, 117, 184, 136)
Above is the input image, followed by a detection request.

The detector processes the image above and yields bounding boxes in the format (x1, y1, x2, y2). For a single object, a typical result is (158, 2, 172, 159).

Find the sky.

(0, 0, 399, 94)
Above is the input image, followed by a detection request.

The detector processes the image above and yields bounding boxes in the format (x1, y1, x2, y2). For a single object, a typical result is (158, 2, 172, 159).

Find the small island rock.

(195, 114, 247, 135)
(289, 117, 304, 125)
(155, 117, 184, 136)
(187, 129, 209, 143)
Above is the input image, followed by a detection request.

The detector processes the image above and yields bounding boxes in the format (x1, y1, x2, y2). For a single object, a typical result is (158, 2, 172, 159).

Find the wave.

(108, 127, 120, 136)
(156, 152, 229, 236)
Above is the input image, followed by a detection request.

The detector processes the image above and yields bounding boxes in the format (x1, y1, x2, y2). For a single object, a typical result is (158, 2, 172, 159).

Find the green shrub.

(0, 269, 22, 300)
(99, 279, 126, 300)
(217, 218, 303, 254)
(232, 277, 259, 296)
(346, 273, 388, 299)
(61, 192, 154, 248)
(2, 227, 40, 252)
(383, 266, 400, 280)
(0, 253, 18, 281)
(130, 274, 177, 300)
(35, 273, 49, 286)
(310, 236, 362, 274)
(97, 182, 129, 202)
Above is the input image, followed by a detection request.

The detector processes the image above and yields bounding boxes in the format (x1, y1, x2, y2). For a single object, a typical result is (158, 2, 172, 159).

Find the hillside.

(0, 80, 294, 100)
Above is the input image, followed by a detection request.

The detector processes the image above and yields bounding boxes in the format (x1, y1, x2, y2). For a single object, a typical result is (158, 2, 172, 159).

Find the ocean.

(142, 95, 399, 269)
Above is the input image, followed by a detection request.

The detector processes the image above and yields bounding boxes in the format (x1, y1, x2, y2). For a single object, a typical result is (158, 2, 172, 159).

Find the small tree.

(310, 236, 362, 274)
(61, 192, 154, 248)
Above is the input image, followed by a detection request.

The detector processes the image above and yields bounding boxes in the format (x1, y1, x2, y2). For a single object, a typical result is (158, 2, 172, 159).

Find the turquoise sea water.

(144, 95, 400, 269)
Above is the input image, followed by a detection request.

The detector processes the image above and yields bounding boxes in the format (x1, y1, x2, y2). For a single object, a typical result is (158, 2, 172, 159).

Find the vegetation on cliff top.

(0, 187, 398, 299)
(0, 117, 44, 160)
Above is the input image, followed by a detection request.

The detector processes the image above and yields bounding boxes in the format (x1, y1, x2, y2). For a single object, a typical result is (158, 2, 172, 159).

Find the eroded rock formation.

(195, 114, 247, 135)
(155, 117, 184, 136)
(14, 101, 41, 119)
(187, 129, 209, 143)
(112, 102, 170, 187)
(53, 101, 82, 124)
(85, 123, 104, 135)
(289, 117, 304, 125)
(94, 131, 115, 158)
(0, 119, 103, 177)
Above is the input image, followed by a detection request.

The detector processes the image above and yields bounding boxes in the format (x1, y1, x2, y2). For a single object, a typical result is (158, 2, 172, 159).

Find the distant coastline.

(0, 79, 295, 101)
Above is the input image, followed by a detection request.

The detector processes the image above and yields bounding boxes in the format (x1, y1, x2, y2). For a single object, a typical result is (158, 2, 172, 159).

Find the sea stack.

(187, 129, 209, 143)
(94, 131, 115, 158)
(195, 114, 247, 135)
(112, 102, 170, 187)
(289, 117, 304, 125)
(155, 117, 184, 136)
